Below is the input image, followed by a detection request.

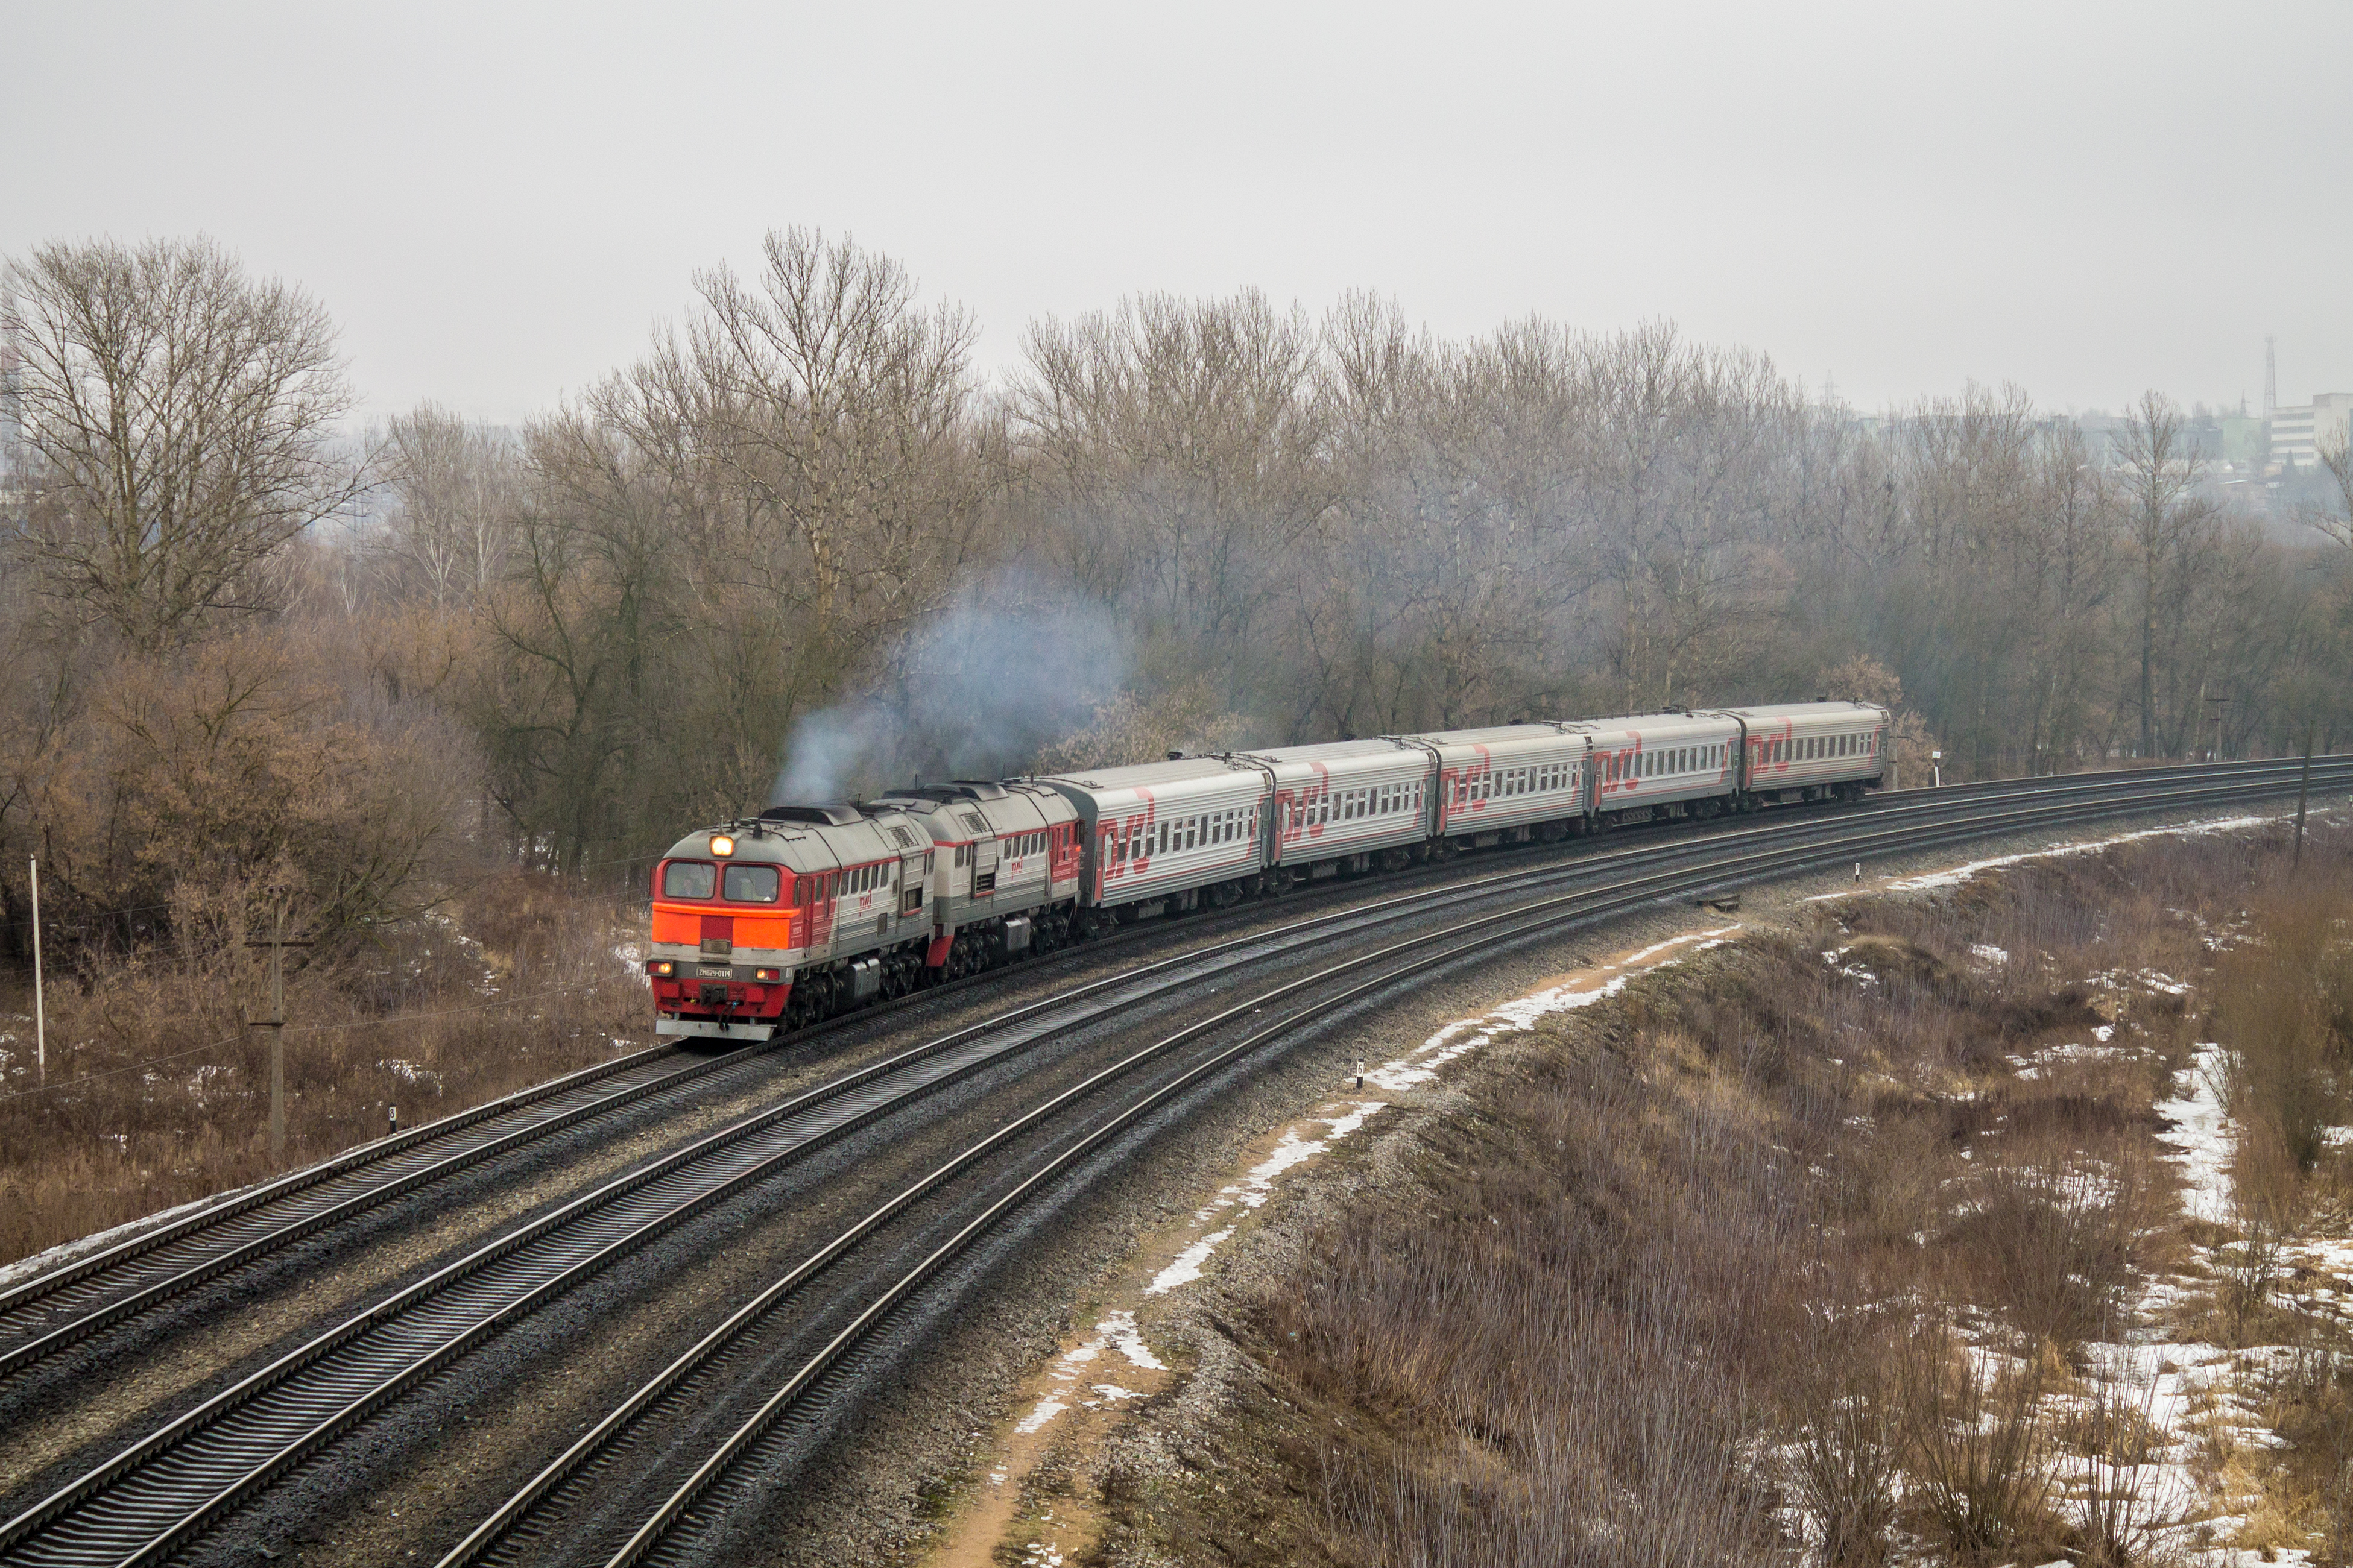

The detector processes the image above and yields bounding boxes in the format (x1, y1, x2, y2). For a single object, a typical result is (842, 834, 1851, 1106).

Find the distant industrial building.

(2271, 393, 2353, 471)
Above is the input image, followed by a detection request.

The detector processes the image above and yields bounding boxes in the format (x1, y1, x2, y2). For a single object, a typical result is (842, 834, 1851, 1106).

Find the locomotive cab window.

(662, 861, 716, 900)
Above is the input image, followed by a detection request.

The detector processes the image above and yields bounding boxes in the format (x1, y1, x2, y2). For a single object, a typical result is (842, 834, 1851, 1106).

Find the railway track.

(440, 758, 2352, 1568)
(0, 760, 2342, 1566)
(0, 754, 2325, 1388)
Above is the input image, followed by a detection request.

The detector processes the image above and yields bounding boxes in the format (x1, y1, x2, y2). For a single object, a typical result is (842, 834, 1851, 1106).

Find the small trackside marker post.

(1854, 862, 1861, 884)
(388, 1105, 398, 1138)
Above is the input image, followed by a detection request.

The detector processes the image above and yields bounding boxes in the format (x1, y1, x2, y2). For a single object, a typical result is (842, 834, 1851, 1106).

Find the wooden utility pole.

(2294, 724, 2316, 877)
(28, 857, 44, 1087)
(247, 904, 312, 1167)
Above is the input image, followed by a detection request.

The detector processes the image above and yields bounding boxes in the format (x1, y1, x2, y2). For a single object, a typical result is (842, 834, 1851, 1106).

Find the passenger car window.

(663, 861, 716, 899)
(724, 864, 779, 901)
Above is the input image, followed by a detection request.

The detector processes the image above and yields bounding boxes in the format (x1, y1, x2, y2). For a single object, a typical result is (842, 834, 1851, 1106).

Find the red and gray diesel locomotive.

(643, 699, 1890, 1042)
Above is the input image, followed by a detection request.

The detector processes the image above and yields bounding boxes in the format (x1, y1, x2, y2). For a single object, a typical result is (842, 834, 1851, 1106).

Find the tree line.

(4, 230, 2352, 976)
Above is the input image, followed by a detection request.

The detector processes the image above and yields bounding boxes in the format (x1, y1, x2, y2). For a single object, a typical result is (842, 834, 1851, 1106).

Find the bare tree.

(1011, 288, 1330, 690)
(380, 402, 519, 606)
(2025, 422, 2118, 767)
(462, 229, 996, 866)
(676, 226, 985, 633)
(2111, 392, 2219, 758)
(2305, 430, 2353, 551)
(2, 236, 362, 652)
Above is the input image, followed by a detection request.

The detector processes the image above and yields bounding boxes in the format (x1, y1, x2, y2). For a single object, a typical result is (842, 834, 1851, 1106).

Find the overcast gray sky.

(8, 1, 2348, 424)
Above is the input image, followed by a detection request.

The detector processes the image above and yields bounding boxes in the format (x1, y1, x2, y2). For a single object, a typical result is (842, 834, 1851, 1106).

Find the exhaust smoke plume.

(769, 579, 1127, 805)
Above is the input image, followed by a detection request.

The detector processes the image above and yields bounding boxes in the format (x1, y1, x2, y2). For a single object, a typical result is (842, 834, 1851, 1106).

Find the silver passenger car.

(1038, 757, 1271, 928)
(1397, 723, 1591, 847)
(1718, 701, 1890, 802)
(1230, 738, 1434, 886)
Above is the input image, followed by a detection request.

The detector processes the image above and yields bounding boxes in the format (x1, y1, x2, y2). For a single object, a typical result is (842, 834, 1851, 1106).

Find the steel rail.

(2, 764, 2341, 1567)
(1, 754, 2331, 1377)
(0, 800, 1514, 1375)
(0, 770, 2009, 1563)
(455, 761, 2349, 1567)
(593, 761, 2336, 1567)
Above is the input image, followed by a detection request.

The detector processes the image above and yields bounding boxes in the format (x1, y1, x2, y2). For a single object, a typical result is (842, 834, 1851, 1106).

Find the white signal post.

(29, 857, 44, 1086)
(1931, 750, 1943, 789)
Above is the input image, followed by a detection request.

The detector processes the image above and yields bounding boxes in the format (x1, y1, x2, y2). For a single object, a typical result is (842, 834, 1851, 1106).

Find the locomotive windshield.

(722, 864, 780, 902)
(662, 861, 716, 899)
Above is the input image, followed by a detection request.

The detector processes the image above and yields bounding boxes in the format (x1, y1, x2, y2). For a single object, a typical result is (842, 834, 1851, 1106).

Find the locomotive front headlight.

(710, 834, 736, 857)
(649, 960, 674, 977)
(754, 968, 780, 981)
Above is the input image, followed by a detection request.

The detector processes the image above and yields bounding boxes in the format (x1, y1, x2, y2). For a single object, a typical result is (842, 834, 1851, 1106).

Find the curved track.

(0, 755, 2322, 1383)
(0, 760, 2343, 1566)
(459, 759, 2352, 1567)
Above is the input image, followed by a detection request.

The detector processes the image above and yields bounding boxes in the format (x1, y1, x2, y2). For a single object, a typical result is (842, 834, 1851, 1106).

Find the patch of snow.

(1970, 943, 2011, 966)
(0, 1183, 259, 1292)
(1013, 1309, 1167, 1437)
(1882, 814, 2286, 893)
(1146, 1229, 1233, 1296)
(2158, 1045, 2235, 1227)
(1012, 1394, 1067, 1435)
(2007, 1040, 2138, 1079)
(1372, 927, 1739, 1092)
(1193, 1101, 1383, 1223)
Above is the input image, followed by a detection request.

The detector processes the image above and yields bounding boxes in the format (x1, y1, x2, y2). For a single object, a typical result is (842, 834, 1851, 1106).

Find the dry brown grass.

(1266, 1036, 1798, 1566)
(0, 867, 649, 1267)
(1116, 824, 2353, 1568)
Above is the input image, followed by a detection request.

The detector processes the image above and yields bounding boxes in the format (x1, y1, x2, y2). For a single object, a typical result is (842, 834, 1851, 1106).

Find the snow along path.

(1878, 813, 2282, 893)
(1139, 924, 1742, 1298)
(920, 918, 1758, 1568)
(2053, 1041, 2328, 1563)
(0, 1182, 261, 1293)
